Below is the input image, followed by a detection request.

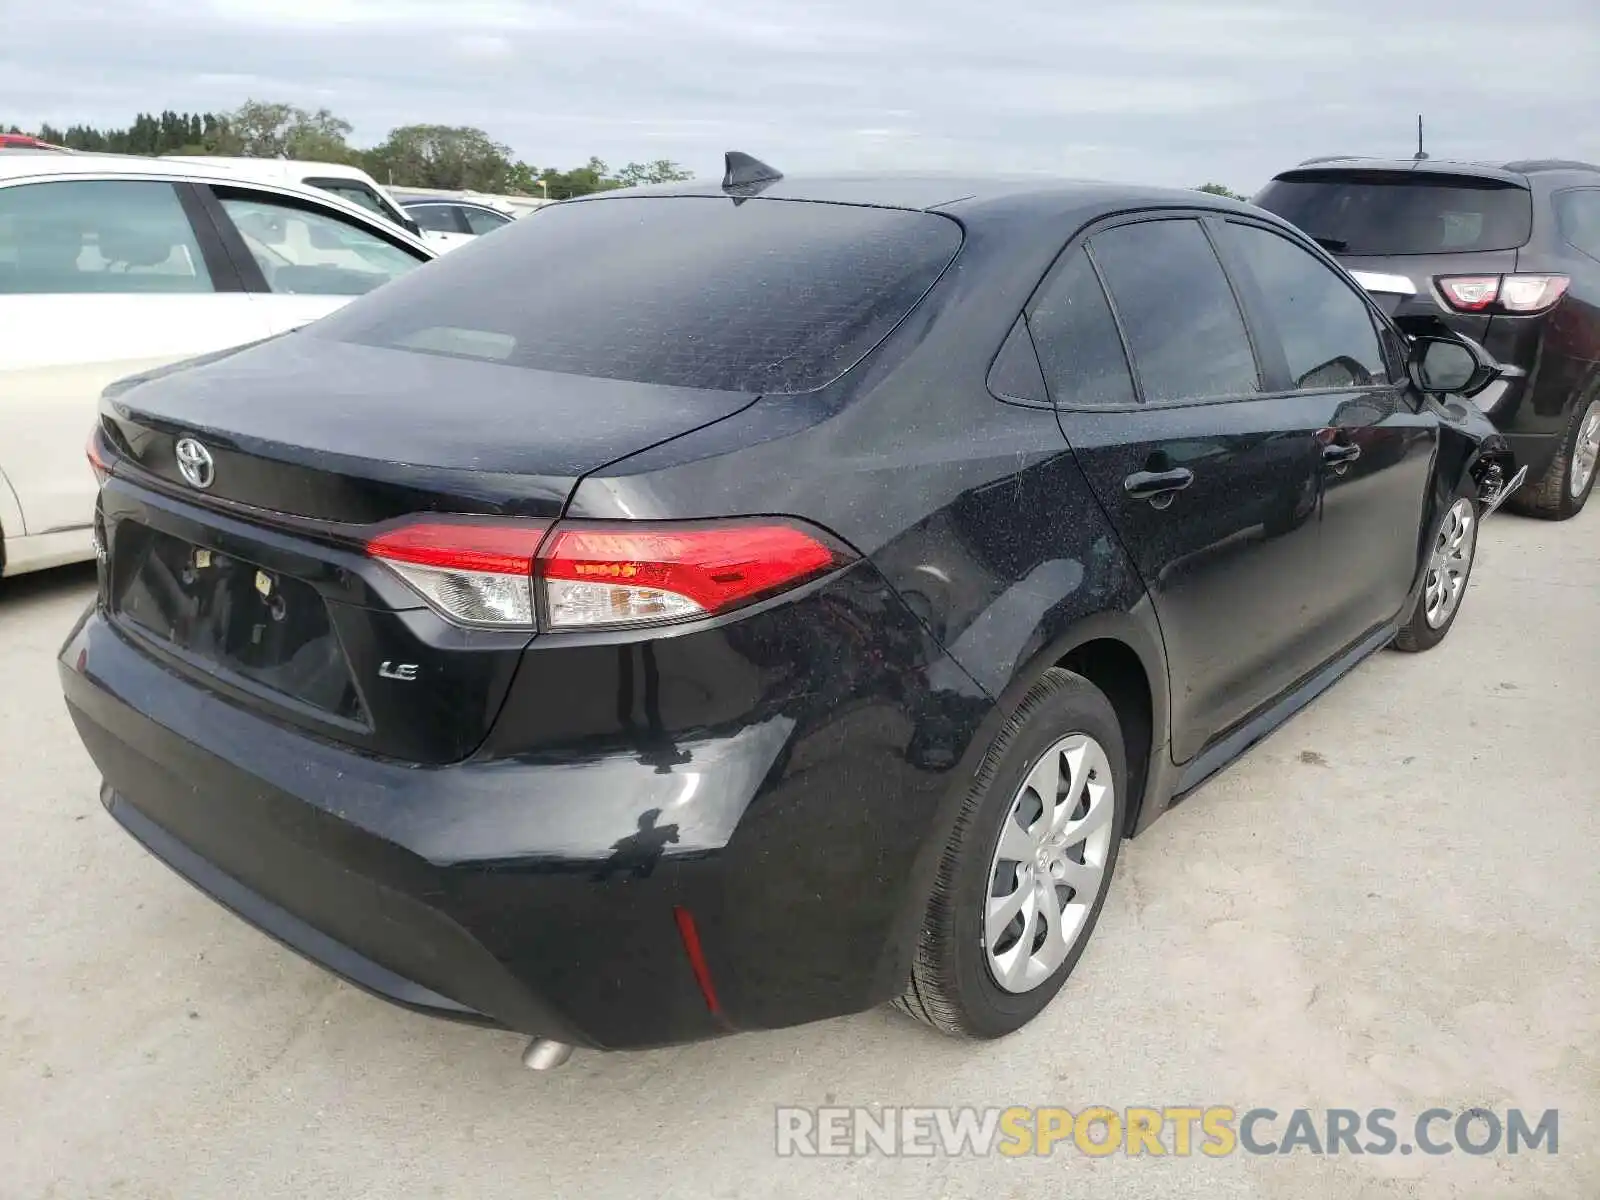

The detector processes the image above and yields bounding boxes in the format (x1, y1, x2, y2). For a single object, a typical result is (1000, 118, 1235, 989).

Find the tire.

(1393, 492, 1479, 653)
(1505, 393, 1600, 521)
(895, 668, 1127, 1039)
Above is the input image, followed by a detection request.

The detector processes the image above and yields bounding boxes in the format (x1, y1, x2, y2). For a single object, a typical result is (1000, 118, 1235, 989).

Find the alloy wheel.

(1423, 497, 1476, 629)
(1570, 399, 1600, 499)
(984, 733, 1115, 994)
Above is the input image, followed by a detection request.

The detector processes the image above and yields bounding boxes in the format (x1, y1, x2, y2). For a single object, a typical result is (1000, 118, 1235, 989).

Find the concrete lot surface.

(2, 509, 1596, 1199)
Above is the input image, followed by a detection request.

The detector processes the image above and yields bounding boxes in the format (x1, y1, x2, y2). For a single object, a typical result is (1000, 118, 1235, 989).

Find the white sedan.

(0, 153, 436, 577)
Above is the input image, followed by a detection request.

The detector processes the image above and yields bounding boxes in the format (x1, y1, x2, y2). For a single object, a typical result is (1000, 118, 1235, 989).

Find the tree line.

(4, 101, 694, 199)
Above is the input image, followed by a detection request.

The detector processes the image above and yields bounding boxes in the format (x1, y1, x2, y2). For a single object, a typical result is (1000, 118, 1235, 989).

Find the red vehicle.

(0, 134, 67, 151)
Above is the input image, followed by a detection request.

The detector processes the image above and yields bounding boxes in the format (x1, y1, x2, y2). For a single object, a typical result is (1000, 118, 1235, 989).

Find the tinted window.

(462, 206, 512, 235)
(217, 191, 425, 296)
(0, 180, 213, 295)
(305, 178, 397, 221)
(1026, 247, 1136, 408)
(315, 196, 963, 393)
(1224, 223, 1387, 389)
(1089, 219, 1258, 403)
(1255, 172, 1533, 254)
(1555, 190, 1600, 261)
(410, 204, 464, 234)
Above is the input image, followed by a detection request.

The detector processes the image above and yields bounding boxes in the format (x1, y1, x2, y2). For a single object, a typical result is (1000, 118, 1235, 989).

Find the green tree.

(1196, 182, 1249, 201)
(613, 159, 695, 187)
(363, 124, 518, 190)
(219, 100, 355, 161)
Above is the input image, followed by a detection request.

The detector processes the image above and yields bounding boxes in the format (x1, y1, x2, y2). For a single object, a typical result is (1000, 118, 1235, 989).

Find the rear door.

(195, 184, 432, 333)
(1039, 215, 1328, 762)
(1215, 218, 1438, 656)
(0, 177, 261, 539)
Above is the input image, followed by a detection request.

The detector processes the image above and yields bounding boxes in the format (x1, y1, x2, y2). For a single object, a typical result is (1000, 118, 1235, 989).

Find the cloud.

(1, 0, 1597, 190)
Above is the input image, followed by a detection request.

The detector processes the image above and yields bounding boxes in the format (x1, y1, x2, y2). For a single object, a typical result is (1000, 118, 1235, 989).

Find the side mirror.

(1407, 335, 1500, 398)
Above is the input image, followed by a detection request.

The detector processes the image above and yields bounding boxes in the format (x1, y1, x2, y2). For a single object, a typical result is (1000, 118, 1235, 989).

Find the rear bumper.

(60, 563, 994, 1049)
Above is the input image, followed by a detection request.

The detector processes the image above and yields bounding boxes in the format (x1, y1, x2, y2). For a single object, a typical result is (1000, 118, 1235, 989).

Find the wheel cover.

(983, 733, 1115, 994)
(1570, 399, 1600, 499)
(1423, 497, 1476, 630)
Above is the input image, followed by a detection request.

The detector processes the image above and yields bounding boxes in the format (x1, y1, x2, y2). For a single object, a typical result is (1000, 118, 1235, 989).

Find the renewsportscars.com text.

(775, 1106, 1559, 1158)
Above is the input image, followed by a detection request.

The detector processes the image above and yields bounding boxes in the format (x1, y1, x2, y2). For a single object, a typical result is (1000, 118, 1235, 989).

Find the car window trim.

(1056, 210, 1269, 412)
(174, 181, 256, 292)
(1216, 215, 1409, 398)
(196, 182, 432, 294)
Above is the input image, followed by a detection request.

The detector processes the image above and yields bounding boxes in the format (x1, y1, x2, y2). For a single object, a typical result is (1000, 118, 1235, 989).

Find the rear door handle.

(1322, 443, 1362, 469)
(1123, 467, 1195, 503)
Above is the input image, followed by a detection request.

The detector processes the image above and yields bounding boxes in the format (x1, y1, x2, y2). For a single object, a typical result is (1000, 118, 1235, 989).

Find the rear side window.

(410, 204, 464, 234)
(314, 196, 963, 393)
(1222, 223, 1388, 389)
(463, 206, 512, 235)
(216, 191, 424, 296)
(1088, 219, 1259, 403)
(1555, 190, 1600, 262)
(1026, 247, 1136, 408)
(305, 178, 404, 226)
(0, 180, 213, 295)
(1255, 172, 1534, 254)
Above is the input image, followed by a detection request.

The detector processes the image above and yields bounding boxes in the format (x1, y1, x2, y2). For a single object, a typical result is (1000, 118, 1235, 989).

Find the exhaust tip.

(521, 1037, 575, 1071)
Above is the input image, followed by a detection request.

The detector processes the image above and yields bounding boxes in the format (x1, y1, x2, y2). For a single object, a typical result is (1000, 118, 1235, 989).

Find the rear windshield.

(1254, 172, 1533, 254)
(314, 195, 962, 393)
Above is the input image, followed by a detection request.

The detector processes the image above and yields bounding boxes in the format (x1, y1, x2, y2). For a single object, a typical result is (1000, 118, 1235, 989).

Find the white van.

(160, 157, 424, 240)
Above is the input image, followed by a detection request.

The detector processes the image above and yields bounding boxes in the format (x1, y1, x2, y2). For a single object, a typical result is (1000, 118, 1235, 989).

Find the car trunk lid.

(101, 333, 759, 523)
(95, 335, 758, 764)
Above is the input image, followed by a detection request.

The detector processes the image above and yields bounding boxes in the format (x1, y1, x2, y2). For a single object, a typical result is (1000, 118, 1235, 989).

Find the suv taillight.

(367, 518, 851, 631)
(1436, 274, 1570, 315)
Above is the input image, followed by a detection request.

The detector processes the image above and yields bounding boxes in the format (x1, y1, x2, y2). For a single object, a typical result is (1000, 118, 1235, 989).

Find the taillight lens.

(367, 518, 850, 631)
(1437, 276, 1500, 311)
(1436, 273, 1570, 314)
(86, 428, 111, 485)
(540, 522, 846, 630)
(1499, 274, 1569, 312)
(367, 520, 549, 627)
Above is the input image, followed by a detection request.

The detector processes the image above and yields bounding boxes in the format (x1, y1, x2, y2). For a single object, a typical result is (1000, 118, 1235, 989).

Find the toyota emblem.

(174, 437, 215, 490)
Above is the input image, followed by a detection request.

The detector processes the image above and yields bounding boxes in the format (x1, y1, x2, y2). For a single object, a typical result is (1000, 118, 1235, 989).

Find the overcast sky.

(2, 0, 1597, 191)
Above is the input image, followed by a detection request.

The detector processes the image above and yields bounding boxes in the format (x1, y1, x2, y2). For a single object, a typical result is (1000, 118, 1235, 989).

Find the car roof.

(0, 151, 272, 183)
(0, 152, 435, 255)
(159, 155, 380, 180)
(1271, 156, 1600, 186)
(572, 171, 1264, 229)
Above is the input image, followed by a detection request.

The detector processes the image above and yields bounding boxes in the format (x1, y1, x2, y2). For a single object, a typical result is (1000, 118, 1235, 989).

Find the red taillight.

(1436, 274, 1570, 315)
(539, 522, 843, 630)
(366, 517, 849, 631)
(367, 519, 550, 627)
(1437, 275, 1500, 312)
(86, 428, 111, 485)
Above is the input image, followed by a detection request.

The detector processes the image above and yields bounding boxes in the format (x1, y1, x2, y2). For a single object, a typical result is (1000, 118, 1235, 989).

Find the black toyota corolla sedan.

(61, 156, 1517, 1064)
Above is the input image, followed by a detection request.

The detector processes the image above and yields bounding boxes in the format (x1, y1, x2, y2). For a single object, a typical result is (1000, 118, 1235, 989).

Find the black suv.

(1256, 158, 1600, 519)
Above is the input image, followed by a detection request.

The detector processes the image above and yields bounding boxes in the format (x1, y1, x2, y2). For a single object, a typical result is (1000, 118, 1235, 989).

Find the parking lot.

(1, 508, 1596, 1199)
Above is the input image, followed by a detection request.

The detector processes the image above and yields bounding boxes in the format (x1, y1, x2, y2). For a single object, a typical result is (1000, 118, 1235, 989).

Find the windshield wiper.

(1312, 235, 1350, 252)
